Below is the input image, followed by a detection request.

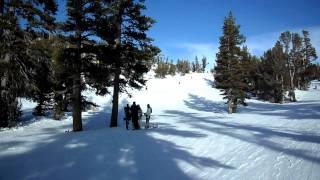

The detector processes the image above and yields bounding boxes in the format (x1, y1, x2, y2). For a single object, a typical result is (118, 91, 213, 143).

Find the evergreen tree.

(239, 46, 258, 97)
(176, 59, 190, 75)
(195, 56, 201, 72)
(96, 0, 159, 127)
(51, 36, 74, 120)
(279, 31, 315, 102)
(30, 36, 55, 116)
(298, 30, 317, 89)
(168, 60, 176, 76)
(191, 62, 196, 72)
(257, 42, 286, 103)
(279, 31, 297, 102)
(155, 59, 169, 78)
(62, 0, 97, 131)
(201, 56, 207, 73)
(214, 12, 247, 113)
(254, 30, 316, 103)
(0, 0, 57, 127)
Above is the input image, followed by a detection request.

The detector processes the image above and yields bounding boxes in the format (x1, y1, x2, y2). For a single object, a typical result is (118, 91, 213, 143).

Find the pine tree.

(279, 31, 296, 101)
(195, 56, 201, 72)
(0, 0, 57, 127)
(239, 46, 259, 98)
(254, 30, 317, 103)
(201, 56, 207, 73)
(191, 62, 196, 72)
(298, 30, 317, 89)
(155, 59, 169, 78)
(96, 0, 159, 127)
(257, 42, 286, 103)
(30, 36, 55, 116)
(62, 0, 97, 131)
(279, 31, 312, 102)
(176, 60, 190, 75)
(214, 12, 246, 113)
(168, 60, 176, 76)
(50, 36, 74, 120)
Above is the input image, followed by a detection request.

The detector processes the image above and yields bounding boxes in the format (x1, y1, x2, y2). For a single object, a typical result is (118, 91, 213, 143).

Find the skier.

(145, 104, 152, 129)
(124, 104, 131, 130)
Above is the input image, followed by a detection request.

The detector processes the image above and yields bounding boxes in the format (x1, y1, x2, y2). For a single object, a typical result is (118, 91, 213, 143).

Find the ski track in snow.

(1, 73, 320, 180)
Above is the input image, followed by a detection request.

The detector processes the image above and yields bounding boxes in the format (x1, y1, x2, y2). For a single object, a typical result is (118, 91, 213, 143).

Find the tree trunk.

(1, 53, 18, 127)
(8, 96, 18, 127)
(297, 77, 301, 90)
(0, 0, 3, 15)
(34, 93, 45, 116)
(228, 100, 233, 114)
(72, 17, 83, 131)
(109, 6, 124, 127)
(110, 66, 121, 127)
(289, 73, 297, 102)
(232, 99, 237, 113)
(72, 71, 82, 131)
(286, 53, 297, 102)
(227, 88, 233, 114)
(280, 75, 284, 103)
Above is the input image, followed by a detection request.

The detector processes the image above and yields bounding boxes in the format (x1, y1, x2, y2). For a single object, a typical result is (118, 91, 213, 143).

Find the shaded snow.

(1, 73, 320, 180)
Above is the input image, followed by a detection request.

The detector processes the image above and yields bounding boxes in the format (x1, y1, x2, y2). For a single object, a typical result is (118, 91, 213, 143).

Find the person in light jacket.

(145, 104, 152, 128)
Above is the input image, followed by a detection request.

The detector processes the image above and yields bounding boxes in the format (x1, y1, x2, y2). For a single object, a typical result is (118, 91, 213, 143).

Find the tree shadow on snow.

(185, 93, 320, 121)
(203, 78, 215, 87)
(243, 100, 320, 120)
(164, 110, 320, 165)
(184, 94, 226, 113)
(83, 99, 129, 130)
(0, 107, 234, 180)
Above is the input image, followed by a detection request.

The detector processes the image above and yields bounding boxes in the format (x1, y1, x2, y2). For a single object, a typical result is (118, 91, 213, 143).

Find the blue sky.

(144, 0, 320, 68)
(56, 0, 320, 68)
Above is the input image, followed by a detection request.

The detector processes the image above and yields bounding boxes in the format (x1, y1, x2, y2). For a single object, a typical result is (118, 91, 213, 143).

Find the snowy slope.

(1, 73, 320, 180)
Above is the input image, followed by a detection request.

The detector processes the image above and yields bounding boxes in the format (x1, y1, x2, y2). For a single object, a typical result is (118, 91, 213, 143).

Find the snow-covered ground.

(1, 73, 320, 180)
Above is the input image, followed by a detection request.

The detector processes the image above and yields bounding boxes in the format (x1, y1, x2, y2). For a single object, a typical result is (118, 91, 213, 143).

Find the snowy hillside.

(1, 73, 320, 180)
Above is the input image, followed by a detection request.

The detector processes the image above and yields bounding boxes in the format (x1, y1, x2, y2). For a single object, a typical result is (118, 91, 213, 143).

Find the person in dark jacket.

(124, 104, 131, 130)
(131, 102, 140, 129)
(137, 105, 142, 125)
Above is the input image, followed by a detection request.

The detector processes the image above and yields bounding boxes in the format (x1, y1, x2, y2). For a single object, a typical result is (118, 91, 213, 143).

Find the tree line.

(0, 0, 159, 130)
(154, 55, 208, 78)
(214, 12, 318, 113)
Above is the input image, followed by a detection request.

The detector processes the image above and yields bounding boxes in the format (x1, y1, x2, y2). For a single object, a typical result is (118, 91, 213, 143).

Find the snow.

(1, 72, 320, 180)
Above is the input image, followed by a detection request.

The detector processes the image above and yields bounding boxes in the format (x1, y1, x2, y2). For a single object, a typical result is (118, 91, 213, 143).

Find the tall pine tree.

(95, 0, 159, 127)
(62, 0, 97, 131)
(201, 56, 207, 73)
(299, 30, 317, 89)
(214, 12, 247, 113)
